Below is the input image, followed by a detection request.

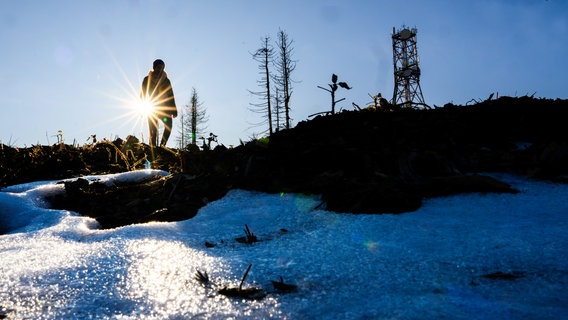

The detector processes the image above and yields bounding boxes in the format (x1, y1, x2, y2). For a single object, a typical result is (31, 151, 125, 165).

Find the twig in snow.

(218, 263, 265, 299)
(194, 269, 210, 286)
(236, 224, 258, 244)
(239, 263, 253, 291)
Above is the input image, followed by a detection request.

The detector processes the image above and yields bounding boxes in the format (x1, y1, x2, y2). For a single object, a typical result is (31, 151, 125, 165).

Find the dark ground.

(2, 96, 567, 229)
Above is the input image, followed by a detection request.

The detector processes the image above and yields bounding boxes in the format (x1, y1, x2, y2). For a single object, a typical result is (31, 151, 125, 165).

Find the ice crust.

(1, 173, 567, 319)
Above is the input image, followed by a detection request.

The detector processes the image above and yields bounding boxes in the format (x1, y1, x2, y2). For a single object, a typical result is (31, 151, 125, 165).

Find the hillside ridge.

(2, 96, 567, 228)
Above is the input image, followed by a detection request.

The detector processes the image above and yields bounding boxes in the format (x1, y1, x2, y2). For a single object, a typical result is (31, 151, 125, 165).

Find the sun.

(136, 98, 155, 118)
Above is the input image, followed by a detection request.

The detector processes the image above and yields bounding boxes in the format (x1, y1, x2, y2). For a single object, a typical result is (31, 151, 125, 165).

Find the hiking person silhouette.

(140, 59, 177, 148)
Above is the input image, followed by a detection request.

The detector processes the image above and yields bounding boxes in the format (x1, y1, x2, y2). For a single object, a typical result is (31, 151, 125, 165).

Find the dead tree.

(274, 29, 297, 130)
(248, 37, 275, 136)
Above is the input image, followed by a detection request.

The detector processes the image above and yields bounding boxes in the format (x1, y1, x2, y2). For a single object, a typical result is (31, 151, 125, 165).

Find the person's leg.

(160, 115, 173, 147)
(148, 116, 159, 147)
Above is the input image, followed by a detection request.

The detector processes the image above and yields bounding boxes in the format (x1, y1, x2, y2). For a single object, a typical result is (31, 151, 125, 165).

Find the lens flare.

(86, 45, 165, 143)
(91, 43, 191, 144)
(352, 232, 379, 253)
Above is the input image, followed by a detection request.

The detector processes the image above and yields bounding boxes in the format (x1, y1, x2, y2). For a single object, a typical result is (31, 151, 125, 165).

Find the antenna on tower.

(391, 26, 428, 109)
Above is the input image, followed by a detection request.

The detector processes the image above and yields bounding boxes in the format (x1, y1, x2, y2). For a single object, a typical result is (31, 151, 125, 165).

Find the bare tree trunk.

(263, 39, 273, 135)
(275, 29, 296, 130)
(248, 36, 275, 136)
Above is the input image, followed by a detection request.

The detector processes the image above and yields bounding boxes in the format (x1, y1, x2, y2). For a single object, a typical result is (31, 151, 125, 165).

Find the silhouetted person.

(140, 59, 177, 147)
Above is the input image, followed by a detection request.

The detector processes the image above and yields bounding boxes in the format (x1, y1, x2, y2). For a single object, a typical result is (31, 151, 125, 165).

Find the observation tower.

(392, 26, 428, 109)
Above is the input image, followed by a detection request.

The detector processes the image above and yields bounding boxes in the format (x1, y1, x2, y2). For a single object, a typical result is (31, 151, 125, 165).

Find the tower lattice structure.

(391, 26, 428, 109)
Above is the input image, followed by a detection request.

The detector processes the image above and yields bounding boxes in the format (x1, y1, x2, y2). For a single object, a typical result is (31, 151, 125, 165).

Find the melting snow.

(1, 172, 567, 319)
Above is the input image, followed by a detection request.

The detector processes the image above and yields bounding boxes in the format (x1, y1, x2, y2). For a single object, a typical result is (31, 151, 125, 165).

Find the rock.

(482, 271, 525, 280)
(271, 276, 298, 293)
(218, 287, 265, 300)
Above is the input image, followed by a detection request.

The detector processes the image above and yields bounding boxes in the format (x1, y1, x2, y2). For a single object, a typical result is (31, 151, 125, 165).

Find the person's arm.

(140, 77, 148, 99)
(165, 79, 177, 117)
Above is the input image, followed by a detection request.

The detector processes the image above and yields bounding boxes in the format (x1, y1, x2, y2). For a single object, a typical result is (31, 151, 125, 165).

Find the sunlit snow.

(1, 171, 567, 319)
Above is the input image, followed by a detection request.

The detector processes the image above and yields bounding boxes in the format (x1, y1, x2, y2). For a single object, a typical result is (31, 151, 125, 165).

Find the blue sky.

(1, 0, 567, 147)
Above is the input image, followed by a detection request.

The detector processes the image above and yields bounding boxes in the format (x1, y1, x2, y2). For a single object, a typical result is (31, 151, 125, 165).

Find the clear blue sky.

(1, 0, 567, 147)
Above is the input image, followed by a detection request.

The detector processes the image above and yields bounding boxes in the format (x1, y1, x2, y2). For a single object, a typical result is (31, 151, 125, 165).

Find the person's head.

(152, 59, 165, 73)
